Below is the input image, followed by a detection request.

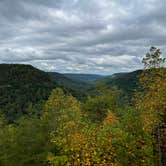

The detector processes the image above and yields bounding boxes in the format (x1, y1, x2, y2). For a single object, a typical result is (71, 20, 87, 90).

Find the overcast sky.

(0, 0, 166, 74)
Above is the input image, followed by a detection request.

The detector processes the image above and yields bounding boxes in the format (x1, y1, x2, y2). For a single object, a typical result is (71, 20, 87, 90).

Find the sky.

(0, 0, 166, 75)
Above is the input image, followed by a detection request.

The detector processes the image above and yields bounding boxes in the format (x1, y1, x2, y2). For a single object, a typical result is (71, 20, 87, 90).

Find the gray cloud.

(0, 0, 166, 74)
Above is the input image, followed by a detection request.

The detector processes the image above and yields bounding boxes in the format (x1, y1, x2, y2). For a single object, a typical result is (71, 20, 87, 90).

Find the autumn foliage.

(0, 47, 165, 165)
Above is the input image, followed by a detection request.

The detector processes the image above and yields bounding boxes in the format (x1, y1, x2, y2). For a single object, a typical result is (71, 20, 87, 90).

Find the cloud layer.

(0, 0, 166, 74)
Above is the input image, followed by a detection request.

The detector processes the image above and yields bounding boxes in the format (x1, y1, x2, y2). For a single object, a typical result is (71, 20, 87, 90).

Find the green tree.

(0, 117, 52, 166)
(134, 47, 166, 165)
(82, 87, 121, 123)
(142, 46, 165, 69)
(43, 88, 83, 165)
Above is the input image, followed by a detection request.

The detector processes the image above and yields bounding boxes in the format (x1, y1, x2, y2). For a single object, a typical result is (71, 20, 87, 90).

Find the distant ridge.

(0, 64, 53, 85)
(64, 73, 105, 83)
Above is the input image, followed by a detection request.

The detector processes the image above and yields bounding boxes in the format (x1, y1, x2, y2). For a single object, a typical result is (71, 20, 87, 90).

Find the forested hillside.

(48, 72, 94, 99)
(0, 64, 56, 123)
(99, 70, 142, 97)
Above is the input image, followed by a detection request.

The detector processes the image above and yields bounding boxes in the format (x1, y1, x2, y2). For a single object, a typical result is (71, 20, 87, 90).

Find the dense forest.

(0, 47, 165, 166)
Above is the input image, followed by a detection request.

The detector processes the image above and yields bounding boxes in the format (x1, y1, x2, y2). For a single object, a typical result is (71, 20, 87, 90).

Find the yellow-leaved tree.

(135, 46, 166, 133)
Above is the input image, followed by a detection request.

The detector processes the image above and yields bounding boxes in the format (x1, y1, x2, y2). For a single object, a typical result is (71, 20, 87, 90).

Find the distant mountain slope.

(64, 73, 105, 83)
(48, 72, 95, 98)
(99, 70, 143, 96)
